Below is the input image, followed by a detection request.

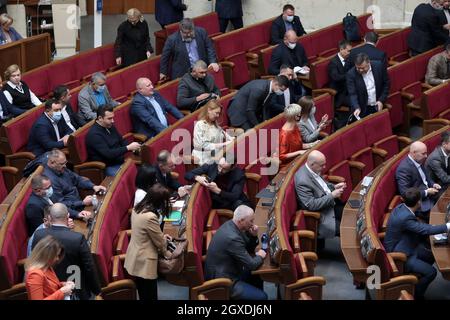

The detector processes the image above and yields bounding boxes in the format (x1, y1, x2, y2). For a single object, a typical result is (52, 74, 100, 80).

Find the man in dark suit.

(267, 65, 304, 118)
(268, 29, 309, 75)
(425, 130, 450, 190)
(176, 60, 220, 112)
(155, 0, 187, 29)
(26, 175, 90, 237)
(32, 203, 102, 300)
(160, 18, 219, 80)
(346, 53, 390, 119)
(154, 150, 190, 198)
(328, 39, 352, 109)
(27, 99, 73, 157)
(270, 4, 307, 45)
(227, 75, 289, 130)
(408, 0, 450, 56)
(131, 77, 183, 139)
(215, 0, 243, 33)
(53, 85, 85, 130)
(438, 0, 450, 28)
(0, 0, 6, 14)
(86, 105, 141, 177)
(396, 141, 442, 221)
(185, 155, 252, 210)
(204, 205, 267, 300)
(345, 32, 387, 71)
(384, 188, 449, 299)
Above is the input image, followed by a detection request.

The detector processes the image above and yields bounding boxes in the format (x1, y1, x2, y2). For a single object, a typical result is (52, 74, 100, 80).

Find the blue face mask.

(52, 111, 62, 122)
(45, 186, 53, 199)
(96, 85, 106, 93)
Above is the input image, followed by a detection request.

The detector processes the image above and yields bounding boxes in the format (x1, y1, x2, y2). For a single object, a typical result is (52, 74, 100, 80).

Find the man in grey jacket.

(426, 130, 450, 190)
(204, 205, 267, 300)
(176, 60, 220, 112)
(295, 150, 346, 240)
(78, 72, 120, 122)
(425, 43, 450, 86)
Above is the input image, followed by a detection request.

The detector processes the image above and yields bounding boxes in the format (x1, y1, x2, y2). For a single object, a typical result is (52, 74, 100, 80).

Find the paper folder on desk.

(164, 210, 182, 222)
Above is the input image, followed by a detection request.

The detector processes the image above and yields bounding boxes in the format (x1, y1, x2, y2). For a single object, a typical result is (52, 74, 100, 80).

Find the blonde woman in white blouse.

(192, 100, 234, 165)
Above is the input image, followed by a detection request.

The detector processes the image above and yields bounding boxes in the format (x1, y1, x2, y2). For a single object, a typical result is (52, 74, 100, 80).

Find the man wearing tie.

(426, 131, 450, 190)
(131, 78, 184, 140)
(396, 141, 442, 222)
(328, 40, 352, 110)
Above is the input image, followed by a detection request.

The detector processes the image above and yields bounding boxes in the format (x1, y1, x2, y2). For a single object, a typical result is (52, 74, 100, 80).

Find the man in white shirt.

(346, 53, 390, 119)
(426, 130, 450, 189)
(396, 141, 441, 222)
(294, 150, 347, 243)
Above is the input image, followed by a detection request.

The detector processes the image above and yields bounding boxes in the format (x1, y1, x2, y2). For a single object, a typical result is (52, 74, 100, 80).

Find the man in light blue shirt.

(130, 77, 184, 139)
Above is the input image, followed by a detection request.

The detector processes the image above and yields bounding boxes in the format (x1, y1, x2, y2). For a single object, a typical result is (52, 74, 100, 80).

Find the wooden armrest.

(400, 92, 415, 101)
(421, 83, 433, 90)
(260, 75, 275, 80)
(372, 147, 388, 158)
(116, 229, 132, 255)
(388, 252, 407, 263)
(106, 65, 120, 73)
(285, 276, 326, 300)
(17, 258, 26, 268)
(101, 279, 137, 300)
(386, 253, 400, 277)
(438, 108, 450, 118)
(327, 175, 345, 183)
(388, 60, 398, 66)
(348, 160, 365, 170)
(351, 147, 372, 161)
(219, 61, 235, 69)
(398, 290, 414, 300)
(405, 102, 420, 110)
(303, 210, 321, 221)
(397, 136, 412, 146)
(246, 52, 258, 60)
(245, 172, 262, 183)
(379, 275, 418, 289)
(206, 209, 233, 230)
(0, 166, 19, 175)
(319, 131, 329, 138)
(6, 151, 36, 161)
(132, 133, 147, 143)
(111, 254, 126, 282)
(312, 88, 337, 96)
(74, 161, 106, 170)
(388, 195, 402, 211)
(378, 232, 386, 240)
(191, 278, 233, 299)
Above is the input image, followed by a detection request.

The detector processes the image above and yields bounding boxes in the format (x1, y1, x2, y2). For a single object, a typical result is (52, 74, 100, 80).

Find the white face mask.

(288, 42, 297, 50)
(274, 89, 284, 96)
(285, 15, 294, 22)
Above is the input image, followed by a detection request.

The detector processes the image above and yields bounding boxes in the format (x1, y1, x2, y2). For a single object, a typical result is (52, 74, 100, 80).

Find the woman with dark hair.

(124, 183, 173, 300)
(25, 235, 75, 300)
(134, 164, 157, 206)
(298, 96, 330, 144)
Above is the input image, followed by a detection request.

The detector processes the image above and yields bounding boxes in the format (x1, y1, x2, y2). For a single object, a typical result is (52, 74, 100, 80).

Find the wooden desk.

(74, 176, 114, 238)
(430, 189, 450, 280)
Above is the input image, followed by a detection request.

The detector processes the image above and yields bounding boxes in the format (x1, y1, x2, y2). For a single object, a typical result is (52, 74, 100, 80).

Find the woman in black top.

(114, 8, 154, 68)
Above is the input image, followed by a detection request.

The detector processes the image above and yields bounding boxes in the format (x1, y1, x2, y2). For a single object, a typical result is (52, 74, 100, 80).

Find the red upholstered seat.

(95, 163, 137, 283)
(423, 132, 442, 152)
(386, 92, 403, 128)
(119, 64, 151, 96)
(363, 110, 393, 146)
(22, 69, 50, 99)
(0, 170, 8, 203)
(143, 57, 162, 85)
(106, 74, 128, 103)
(48, 59, 80, 90)
(75, 49, 107, 81)
(260, 46, 276, 75)
(424, 84, 450, 119)
(157, 80, 179, 108)
(5, 106, 44, 153)
(218, 92, 235, 127)
(312, 27, 340, 58)
(208, 69, 229, 95)
(0, 187, 32, 289)
(111, 102, 132, 137)
(310, 58, 331, 90)
(318, 136, 342, 173)
(193, 12, 221, 36)
(281, 178, 297, 253)
(328, 160, 353, 201)
(69, 87, 83, 114)
(298, 36, 317, 62)
(371, 166, 398, 231)
(71, 124, 91, 163)
(100, 44, 117, 72)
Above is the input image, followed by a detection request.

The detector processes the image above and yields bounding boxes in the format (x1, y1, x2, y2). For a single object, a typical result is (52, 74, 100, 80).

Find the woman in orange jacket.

(25, 235, 75, 300)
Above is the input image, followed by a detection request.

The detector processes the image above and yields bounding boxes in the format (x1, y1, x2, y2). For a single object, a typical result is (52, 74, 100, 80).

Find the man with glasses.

(25, 175, 91, 237)
(268, 30, 309, 76)
(43, 149, 106, 215)
(160, 18, 219, 81)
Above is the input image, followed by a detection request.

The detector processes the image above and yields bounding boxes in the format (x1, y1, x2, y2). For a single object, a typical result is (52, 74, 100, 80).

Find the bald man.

(130, 77, 184, 139)
(205, 205, 267, 300)
(395, 141, 442, 221)
(268, 30, 309, 76)
(294, 151, 347, 243)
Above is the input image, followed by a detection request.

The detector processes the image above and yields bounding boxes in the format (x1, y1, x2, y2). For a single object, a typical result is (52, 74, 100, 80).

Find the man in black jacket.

(328, 39, 352, 109)
(86, 105, 141, 176)
(408, 0, 450, 56)
(160, 18, 219, 80)
(346, 32, 387, 70)
(154, 149, 190, 197)
(32, 203, 102, 300)
(185, 155, 252, 210)
(268, 29, 309, 75)
(176, 60, 220, 112)
(270, 4, 307, 45)
(227, 76, 289, 130)
(204, 205, 267, 300)
(346, 53, 390, 119)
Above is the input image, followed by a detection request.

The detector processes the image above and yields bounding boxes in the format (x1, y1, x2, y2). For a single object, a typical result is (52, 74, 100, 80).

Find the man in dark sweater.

(86, 105, 141, 176)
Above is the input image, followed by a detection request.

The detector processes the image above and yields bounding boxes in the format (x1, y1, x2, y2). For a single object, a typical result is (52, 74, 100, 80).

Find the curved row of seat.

(340, 126, 448, 299)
